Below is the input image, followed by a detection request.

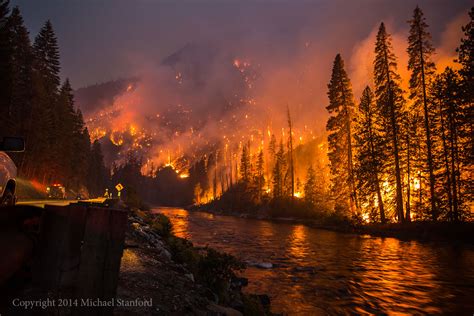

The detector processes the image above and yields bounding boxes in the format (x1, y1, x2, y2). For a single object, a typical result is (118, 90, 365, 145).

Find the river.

(154, 207, 474, 315)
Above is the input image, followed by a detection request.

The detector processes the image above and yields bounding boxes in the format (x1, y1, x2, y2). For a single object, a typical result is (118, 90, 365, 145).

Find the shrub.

(197, 248, 245, 298)
(150, 213, 173, 237)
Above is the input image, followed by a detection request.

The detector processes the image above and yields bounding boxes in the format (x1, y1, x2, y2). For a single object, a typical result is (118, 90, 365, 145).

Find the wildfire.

(294, 191, 303, 198)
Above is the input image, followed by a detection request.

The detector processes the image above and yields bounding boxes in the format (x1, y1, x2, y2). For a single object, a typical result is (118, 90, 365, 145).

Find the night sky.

(10, 0, 472, 88)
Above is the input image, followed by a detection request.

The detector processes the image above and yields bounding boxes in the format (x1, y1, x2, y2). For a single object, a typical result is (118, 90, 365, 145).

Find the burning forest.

(1, 1, 474, 315)
(70, 7, 473, 223)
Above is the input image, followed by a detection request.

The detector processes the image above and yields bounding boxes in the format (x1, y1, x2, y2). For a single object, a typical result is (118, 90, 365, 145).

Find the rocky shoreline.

(116, 208, 274, 315)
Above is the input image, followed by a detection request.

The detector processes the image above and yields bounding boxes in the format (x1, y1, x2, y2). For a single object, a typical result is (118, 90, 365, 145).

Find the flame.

(362, 212, 370, 223)
(413, 178, 420, 190)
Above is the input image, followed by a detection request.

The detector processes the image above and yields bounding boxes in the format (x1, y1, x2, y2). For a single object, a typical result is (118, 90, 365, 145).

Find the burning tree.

(354, 87, 386, 223)
(373, 22, 407, 223)
(326, 54, 357, 216)
(407, 6, 437, 220)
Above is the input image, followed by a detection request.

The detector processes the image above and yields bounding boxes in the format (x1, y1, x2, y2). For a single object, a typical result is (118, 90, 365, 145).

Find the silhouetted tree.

(326, 53, 357, 215)
(254, 149, 265, 201)
(239, 143, 251, 185)
(0, 0, 12, 136)
(374, 22, 406, 222)
(304, 165, 317, 207)
(354, 87, 386, 223)
(407, 6, 437, 220)
(272, 140, 286, 199)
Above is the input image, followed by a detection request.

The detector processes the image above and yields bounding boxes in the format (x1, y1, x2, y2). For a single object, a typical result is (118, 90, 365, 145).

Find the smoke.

(349, 12, 468, 100)
(77, 3, 469, 173)
(434, 12, 469, 71)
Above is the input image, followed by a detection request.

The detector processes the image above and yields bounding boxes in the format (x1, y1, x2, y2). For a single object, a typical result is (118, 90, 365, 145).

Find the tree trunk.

(418, 36, 437, 220)
(438, 99, 454, 220)
(340, 80, 358, 214)
(382, 46, 404, 222)
(406, 126, 411, 222)
(448, 108, 459, 221)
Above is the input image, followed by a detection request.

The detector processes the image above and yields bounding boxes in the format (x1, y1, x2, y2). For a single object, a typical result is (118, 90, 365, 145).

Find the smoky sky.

(10, 0, 472, 88)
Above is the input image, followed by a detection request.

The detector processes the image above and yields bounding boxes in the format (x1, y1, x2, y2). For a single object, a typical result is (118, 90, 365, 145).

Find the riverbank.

(188, 205, 474, 245)
(116, 207, 273, 315)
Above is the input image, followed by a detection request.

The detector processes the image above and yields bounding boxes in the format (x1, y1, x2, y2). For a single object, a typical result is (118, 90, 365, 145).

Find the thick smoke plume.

(78, 7, 468, 176)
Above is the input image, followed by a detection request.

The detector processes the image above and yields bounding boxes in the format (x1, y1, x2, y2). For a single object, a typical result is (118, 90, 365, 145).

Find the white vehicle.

(0, 137, 25, 206)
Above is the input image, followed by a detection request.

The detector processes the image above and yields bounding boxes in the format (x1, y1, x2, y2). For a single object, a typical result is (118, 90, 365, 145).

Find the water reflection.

(155, 208, 474, 315)
(288, 225, 308, 261)
(163, 208, 189, 239)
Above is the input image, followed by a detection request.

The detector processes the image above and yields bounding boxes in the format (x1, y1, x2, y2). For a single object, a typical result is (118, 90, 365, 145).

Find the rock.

(207, 303, 243, 316)
(232, 277, 248, 287)
(203, 288, 219, 303)
(255, 262, 273, 269)
(161, 249, 172, 260)
(294, 266, 316, 273)
(257, 294, 271, 306)
(185, 273, 195, 282)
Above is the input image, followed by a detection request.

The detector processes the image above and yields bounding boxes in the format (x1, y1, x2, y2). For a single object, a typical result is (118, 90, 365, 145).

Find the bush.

(167, 235, 245, 302)
(167, 236, 200, 265)
(198, 248, 245, 298)
(150, 213, 173, 237)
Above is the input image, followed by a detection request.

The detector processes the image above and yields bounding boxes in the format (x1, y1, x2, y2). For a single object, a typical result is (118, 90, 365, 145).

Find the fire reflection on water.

(156, 208, 474, 315)
(164, 208, 189, 239)
(288, 225, 309, 261)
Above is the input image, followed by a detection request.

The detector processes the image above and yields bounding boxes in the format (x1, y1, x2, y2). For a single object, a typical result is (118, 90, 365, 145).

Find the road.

(17, 198, 107, 208)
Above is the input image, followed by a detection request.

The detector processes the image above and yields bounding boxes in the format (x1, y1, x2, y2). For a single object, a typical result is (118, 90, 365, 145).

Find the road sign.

(115, 183, 124, 191)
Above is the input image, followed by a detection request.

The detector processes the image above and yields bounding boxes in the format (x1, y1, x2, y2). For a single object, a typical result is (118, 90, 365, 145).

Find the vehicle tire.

(1, 189, 15, 206)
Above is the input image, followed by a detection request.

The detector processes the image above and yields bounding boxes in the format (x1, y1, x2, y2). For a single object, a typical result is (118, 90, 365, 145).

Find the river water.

(154, 207, 474, 315)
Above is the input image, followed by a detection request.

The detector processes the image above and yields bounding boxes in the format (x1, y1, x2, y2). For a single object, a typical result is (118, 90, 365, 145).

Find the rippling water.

(155, 207, 474, 315)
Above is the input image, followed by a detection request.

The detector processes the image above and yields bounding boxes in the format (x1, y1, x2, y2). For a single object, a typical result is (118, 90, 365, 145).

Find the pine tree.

(7, 6, 33, 132)
(2, 6, 34, 174)
(407, 6, 437, 220)
(25, 20, 61, 183)
(287, 106, 295, 199)
(267, 133, 277, 185)
(354, 87, 386, 222)
(431, 72, 453, 220)
(240, 143, 251, 185)
(272, 140, 286, 199)
(431, 68, 466, 221)
(255, 149, 265, 201)
(326, 53, 357, 215)
(304, 165, 317, 206)
(33, 20, 60, 90)
(87, 140, 108, 197)
(0, 0, 11, 136)
(456, 7, 474, 206)
(373, 22, 406, 222)
(56, 79, 91, 190)
(457, 7, 474, 105)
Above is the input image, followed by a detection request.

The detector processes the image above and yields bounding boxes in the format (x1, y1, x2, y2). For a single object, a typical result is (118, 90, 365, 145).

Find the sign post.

(115, 183, 123, 199)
